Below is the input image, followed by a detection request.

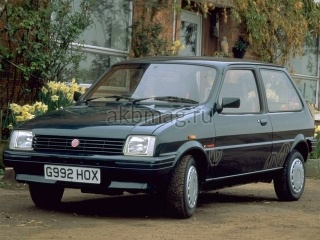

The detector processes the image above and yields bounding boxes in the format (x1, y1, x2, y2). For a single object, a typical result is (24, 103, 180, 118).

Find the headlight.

(9, 130, 33, 150)
(123, 135, 155, 156)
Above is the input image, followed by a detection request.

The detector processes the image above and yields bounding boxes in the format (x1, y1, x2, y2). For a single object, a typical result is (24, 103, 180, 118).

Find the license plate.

(44, 165, 101, 184)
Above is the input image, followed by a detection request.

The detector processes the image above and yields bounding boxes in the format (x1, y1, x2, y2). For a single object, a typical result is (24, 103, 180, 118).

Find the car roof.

(115, 56, 284, 69)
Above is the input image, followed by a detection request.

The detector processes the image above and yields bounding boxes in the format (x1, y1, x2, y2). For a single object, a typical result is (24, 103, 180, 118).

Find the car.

(3, 56, 317, 218)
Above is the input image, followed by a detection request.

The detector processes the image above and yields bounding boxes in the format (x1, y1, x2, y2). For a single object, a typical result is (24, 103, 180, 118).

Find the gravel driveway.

(1, 175, 320, 240)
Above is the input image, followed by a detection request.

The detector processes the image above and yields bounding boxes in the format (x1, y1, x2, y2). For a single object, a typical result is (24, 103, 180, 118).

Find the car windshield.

(83, 63, 216, 105)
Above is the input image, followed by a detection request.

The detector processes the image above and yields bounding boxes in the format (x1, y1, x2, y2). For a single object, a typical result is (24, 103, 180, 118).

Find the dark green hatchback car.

(3, 57, 317, 218)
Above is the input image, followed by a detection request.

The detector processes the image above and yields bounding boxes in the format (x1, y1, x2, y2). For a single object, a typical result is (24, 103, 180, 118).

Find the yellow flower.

(315, 125, 320, 138)
(174, 40, 181, 47)
(59, 83, 70, 94)
(70, 83, 79, 92)
(16, 116, 25, 122)
(67, 93, 73, 101)
(41, 105, 48, 112)
(51, 95, 59, 102)
(34, 101, 43, 110)
(9, 103, 22, 114)
(41, 86, 48, 94)
(22, 111, 34, 120)
(22, 105, 31, 113)
(26, 104, 35, 114)
(52, 83, 59, 93)
(170, 40, 185, 55)
(7, 124, 13, 130)
(80, 87, 87, 94)
(47, 81, 59, 93)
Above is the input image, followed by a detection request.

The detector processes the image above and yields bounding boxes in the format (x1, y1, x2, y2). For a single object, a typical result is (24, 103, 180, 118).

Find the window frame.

(218, 69, 261, 114)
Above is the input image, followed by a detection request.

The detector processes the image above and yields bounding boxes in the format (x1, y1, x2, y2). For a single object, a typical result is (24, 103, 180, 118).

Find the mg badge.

(71, 139, 80, 148)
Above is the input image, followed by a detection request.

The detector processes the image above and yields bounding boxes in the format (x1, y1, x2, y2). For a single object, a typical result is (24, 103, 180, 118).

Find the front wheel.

(166, 155, 199, 218)
(273, 150, 305, 201)
(29, 183, 64, 209)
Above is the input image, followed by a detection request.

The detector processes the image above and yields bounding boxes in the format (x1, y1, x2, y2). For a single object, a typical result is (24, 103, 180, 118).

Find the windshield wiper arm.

(85, 95, 132, 103)
(133, 96, 199, 104)
(155, 96, 198, 104)
(85, 95, 198, 104)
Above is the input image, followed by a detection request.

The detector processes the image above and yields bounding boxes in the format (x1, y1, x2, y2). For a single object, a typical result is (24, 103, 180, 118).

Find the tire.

(273, 150, 305, 201)
(166, 155, 199, 219)
(29, 183, 64, 209)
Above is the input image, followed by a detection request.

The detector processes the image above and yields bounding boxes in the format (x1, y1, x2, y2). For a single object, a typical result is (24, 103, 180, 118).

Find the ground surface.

(1, 177, 320, 240)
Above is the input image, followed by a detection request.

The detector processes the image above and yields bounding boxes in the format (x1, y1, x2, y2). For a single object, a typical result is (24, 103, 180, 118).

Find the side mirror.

(221, 97, 240, 108)
(73, 91, 82, 102)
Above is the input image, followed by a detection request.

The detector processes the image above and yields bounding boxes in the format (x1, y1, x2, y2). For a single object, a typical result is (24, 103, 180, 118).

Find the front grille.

(33, 135, 125, 155)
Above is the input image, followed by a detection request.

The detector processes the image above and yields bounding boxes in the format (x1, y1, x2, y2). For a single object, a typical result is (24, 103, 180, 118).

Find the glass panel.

(179, 10, 201, 56)
(287, 38, 319, 77)
(179, 21, 198, 56)
(293, 77, 317, 105)
(260, 69, 303, 112)
(72, 0, 131, 51)
(71, 53, 127, 84)
(85, 64, 217, 104)
(219, 70, 260, 113)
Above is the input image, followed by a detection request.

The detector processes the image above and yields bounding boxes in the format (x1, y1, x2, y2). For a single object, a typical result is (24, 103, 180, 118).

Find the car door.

(209, 68, 273, 178)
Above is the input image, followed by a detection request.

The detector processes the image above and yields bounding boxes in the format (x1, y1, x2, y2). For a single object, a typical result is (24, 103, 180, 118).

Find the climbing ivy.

(185, 0, 320, 65)
(131, 0, 182, 57)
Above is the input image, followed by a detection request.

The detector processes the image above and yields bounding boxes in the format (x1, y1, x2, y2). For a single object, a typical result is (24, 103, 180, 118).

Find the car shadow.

(58, 193, 167, 218)
(41, 188, 278, 219)
(198, 190, 277, 205)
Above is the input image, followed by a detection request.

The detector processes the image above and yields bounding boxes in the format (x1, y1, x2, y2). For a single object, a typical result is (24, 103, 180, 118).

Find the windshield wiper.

(85, 95, 198, 105)
(85, 95, 132, 103)
(133, 96, 199, 104)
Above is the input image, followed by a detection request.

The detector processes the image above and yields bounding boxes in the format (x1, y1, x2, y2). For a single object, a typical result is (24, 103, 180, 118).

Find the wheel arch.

(291, 134, 309, 161)
(174, 141, 209, 188)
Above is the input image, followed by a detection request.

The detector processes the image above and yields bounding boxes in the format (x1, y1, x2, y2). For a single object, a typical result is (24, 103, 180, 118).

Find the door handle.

(258, 118, 268, 126)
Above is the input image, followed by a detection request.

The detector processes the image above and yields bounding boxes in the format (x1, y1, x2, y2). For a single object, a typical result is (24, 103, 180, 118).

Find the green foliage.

(234, 36, 249, 51)
(214, 51, 231, 57)
(131, 0, 181, 57)
(0, 0, 96, 139)
(310, 125, 320, 159)
(0, 0, 96, 103)
(182, 0, 320, 65)
(232, 0, 320, 64)
(131, 0, 168, 57)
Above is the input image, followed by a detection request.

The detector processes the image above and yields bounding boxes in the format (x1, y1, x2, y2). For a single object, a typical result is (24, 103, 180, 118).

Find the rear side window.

(260, 69, 302, 112)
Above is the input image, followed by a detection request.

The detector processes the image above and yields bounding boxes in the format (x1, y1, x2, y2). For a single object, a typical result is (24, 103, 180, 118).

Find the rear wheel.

(29, 183, 64, 208)
(273, 150, 305, 201)
(166, 155, 199, 218)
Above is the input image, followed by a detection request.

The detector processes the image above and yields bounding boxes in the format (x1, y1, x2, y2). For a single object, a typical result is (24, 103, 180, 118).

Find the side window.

(260, 69, 302, 112)
(219, 70, 260, 113)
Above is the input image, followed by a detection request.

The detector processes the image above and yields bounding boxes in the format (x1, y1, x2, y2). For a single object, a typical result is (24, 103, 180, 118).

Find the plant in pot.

(232, 36, 249, 58)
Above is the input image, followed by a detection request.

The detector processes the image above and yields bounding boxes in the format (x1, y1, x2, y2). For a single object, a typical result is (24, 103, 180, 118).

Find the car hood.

(17, 104, 199, 138)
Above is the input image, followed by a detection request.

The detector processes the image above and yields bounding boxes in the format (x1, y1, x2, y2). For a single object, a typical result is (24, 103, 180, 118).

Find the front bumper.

(3, 150, 176, 193)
